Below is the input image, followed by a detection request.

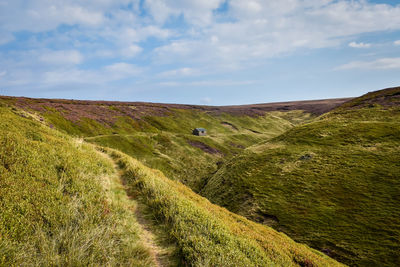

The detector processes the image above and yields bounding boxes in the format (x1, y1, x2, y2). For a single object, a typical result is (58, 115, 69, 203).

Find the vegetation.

(0, 101, 343, 266)
(106, 148, 343, 266)
(2, 96, 313, 191)
(0, 105, 154, 266)
(88, 111, 312, 191)
(1, 87, 398, 266)
(201, 92, 400, 266)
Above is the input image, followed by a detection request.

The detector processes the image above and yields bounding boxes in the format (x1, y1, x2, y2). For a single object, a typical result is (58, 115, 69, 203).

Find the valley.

(0, 87, 399, 266)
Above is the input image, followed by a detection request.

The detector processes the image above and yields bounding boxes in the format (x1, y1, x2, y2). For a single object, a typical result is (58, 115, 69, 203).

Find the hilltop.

(337, 86, 400, 110)
(1, 96, 351, 118)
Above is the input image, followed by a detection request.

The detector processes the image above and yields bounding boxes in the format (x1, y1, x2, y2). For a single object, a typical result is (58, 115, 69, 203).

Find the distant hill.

(201, 86, 400, 266)
(0, 95, 350, 124)
(212, 98, 353, 116)
(337, 86, 400, 110)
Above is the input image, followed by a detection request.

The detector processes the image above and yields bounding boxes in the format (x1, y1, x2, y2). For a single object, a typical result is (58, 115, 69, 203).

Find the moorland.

(0, 86, 399, 266)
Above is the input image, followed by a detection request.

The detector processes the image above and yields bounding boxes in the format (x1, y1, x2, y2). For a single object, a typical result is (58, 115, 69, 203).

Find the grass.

(6, 92, 394, 266)
(87, 133, 221, 191)
(78, 110, 309, 192)
(1, 96, 314, 192)
(105, 148, 343, 267)
(201, 105, 400, 266)
(48, 107, 306, 138)
(0, 105, 154, 266)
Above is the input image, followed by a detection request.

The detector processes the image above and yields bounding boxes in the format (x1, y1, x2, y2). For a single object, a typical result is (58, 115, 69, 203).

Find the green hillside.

(0, 96, 316, 191)
(0, 104, 154, 266)
(0, 97, 345, 265)
(2, 88, 398, 266)
(105, 147, 343, 266)
(84, 111, 306, 192)
(201, 87, 400, 266)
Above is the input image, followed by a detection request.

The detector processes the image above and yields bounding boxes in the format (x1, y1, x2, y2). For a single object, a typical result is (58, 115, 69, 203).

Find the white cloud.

(152, 0, 400, 68)
(139, 26, 172, 40)
(92, 45, 143, 59)
(41, 62, 142, 85)
(2, 0, 400, 94)
(104, 62, 142, 78)
(144, 0, 224, 25)
(349, 42, 371, 48)
(110, 26, 172, 45)
(63, 5, 104, 26)
(3, 0, 400, 68)
(0, 1, 105, 32)
(1, 68, 36, 87)
(159, 67, 198, 77)
(121, 45, 143, 58)
(95, 26, 171, 59)
(43, 69, 98, 84)
(93, 49, 116, 58)
(39, 50, 83, 65)
(337, 57, 400, 70)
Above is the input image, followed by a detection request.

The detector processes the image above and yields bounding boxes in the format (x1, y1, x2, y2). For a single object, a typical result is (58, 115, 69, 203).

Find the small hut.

(192, 128, 207, 136)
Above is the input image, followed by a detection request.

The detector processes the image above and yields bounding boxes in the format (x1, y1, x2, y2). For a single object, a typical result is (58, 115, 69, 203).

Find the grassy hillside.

(84, 111, 305, 191)
(106, 148, 343, 266)
(0, 104, 154, 266)
(201, 87, 400, 266)
(0, 96, 345, 138)
(0, 99, 345, 266)
(1, 95, 323, 191)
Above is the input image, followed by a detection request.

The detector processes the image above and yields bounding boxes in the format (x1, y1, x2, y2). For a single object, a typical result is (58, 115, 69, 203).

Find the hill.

(0, 103, 155, 265)
(0, 96, 347, 192)
(0, 97, 344, 265)
(3, 89, 398, 266)
(201, 86, 400, 266)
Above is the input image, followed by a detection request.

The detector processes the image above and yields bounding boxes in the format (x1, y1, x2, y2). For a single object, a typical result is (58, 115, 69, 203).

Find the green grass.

(3, 91, 398, 266)
(1, 97, 314, 192)
(80, 110, 309, 191)
(0, 105, 154, 266)
(201, 106, 400, 266)
(106, 148, 343, 267)
(40, 107, 306, 138)
(86, 133, 221, 191)
(1, 98, 333, 266)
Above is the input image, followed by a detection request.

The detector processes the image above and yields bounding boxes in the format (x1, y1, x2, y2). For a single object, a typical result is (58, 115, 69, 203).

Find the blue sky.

(0, 0, 400, 105)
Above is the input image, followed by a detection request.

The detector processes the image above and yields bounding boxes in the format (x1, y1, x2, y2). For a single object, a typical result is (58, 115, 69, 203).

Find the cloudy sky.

(0, 0, 400, 105)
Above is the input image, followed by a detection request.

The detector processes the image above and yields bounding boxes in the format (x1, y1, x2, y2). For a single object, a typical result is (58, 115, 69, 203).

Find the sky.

(0, 0, 400, 105)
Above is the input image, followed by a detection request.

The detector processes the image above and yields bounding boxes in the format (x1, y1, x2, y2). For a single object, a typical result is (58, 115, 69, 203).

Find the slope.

(0, 103, 156, 266)
(105, 147, 344, 266)
(201, 86, 400, 266)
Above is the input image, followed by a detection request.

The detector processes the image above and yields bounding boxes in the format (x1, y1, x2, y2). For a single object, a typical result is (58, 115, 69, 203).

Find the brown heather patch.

(11, 97, 175, 124)
(0, 95, 351, 126)
(337, 86, 400, 110)
(210, 97, 352, 116)
(187, 140, 222, 155)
